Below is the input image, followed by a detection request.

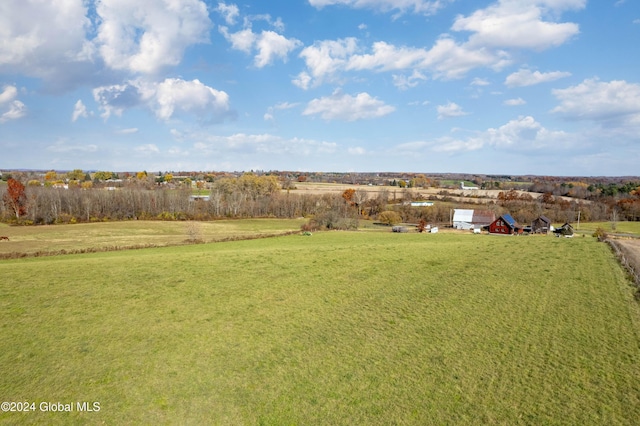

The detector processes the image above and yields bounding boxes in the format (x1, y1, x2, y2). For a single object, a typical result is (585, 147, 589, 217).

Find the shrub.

(378, 211, 402, 226)
(593, 227, 608, 241)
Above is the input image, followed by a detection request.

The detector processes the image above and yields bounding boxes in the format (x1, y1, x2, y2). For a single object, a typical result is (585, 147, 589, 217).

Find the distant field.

(1, 231, 639, 424)
(0, 219, 305, 256)
(575, 221, 640, 236)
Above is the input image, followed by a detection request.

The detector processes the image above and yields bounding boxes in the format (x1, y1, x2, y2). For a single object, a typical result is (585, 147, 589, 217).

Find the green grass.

(0, 219, 305, 255)
(574, 221, 640, 236)
(1, 232, 639, 424)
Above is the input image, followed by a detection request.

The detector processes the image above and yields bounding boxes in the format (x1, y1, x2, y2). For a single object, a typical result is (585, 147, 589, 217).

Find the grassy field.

(0, 219, 305, 256)
(1, 231, 640, 424)
(574, 221, 640, 236)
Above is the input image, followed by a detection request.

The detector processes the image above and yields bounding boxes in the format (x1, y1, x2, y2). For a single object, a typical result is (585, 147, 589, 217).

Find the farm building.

(531, 215, 552, 234)
(554, 223, 574, 237)
(488, 214, 523, 235)
(452, 209, 496, 230)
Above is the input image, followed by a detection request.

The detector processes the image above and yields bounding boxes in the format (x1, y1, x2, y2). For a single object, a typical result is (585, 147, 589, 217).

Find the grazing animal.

(0, 236, 9, 241)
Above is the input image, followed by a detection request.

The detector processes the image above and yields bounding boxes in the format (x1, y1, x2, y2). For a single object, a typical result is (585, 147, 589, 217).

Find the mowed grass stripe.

(1, 232, 639, 425)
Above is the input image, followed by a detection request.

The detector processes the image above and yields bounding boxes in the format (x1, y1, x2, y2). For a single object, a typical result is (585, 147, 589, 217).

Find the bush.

(593, 227, 608, 241)
(378, 211, 402, 226)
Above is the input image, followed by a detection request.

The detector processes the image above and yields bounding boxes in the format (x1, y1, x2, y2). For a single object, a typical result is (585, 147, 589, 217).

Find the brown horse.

(0, 236, 9, 241)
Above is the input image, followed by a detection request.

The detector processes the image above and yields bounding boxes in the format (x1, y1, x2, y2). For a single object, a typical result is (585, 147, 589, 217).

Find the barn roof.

(534, 215, 551, 224)
(472, 210, 495, 224)
(453, 209, 474, 222)
(501, 214, 519, 228)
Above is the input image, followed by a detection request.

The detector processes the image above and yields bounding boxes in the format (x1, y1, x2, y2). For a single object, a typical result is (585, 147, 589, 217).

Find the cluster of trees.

(0, 175, 359, 226)
(2, 171, 639, 228)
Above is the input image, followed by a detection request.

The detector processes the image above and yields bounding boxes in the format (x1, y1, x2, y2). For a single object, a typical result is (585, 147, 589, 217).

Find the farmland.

(1, 230, 640, 424)
(0, 219, 305, 256)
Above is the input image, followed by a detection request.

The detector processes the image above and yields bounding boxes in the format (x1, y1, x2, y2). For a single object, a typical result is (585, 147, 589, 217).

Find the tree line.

(1, 173, 638, 228)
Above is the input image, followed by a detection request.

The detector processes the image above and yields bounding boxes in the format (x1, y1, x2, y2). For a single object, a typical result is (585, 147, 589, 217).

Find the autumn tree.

(3, 178, 27, 218)
(378, 210, 401, 225)
(66, 169, 85, 181)
(342, 188, 356, 205)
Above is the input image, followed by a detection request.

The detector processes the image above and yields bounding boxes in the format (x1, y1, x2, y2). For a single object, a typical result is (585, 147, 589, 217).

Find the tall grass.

(1, 232, 639, 424)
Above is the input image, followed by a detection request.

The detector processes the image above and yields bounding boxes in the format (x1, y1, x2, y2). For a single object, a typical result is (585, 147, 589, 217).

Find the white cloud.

(219, 27, 256, 52)
(297, 37, 507, 88)
(47, 141, 98, 153)
(0, 85, 18, 104)
(452, 1, 583, 51)
(94, 78, 231, 123)
(0, 100, 26, 123)
(190, 132, 338, 156)
(254, 31, 302, 67)
(116, 128, 139, 134)
(505, 68, 571, 87)
(422, 37, 510, 79)
(71, 100, 89, 122)
(93, 83, 143, 119)
(308, 0, 451, 16)
(152, 79, 230, 121)
(135, 144, 160, 154)
(264, 101, 299, 120)
(292, 72, 312, 90)
(348, 147, 366, 155)
(220, 27, 301, 67)
(303, 90, 395, 121)
(504, 97, 526, 106)
(216, 2, 240, 25)
(95, 0, 211, 74)
(551, 78, 640, 125)
(0, 0, 93, 87)
(393, 70, 427, 90)
(433, 116, 569, 152)
(0, 85, 26, 123)
(295, 1, 582, 88)
(471, 78, 490, 86)
(437, 102, 468, 120)
(297, 38, 358, 87)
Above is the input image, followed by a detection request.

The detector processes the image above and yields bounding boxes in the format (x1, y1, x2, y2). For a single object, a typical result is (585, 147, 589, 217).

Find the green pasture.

(1, 232, 640, 424)
(0, 219, 305, 255)
(573, 221, 640, 237)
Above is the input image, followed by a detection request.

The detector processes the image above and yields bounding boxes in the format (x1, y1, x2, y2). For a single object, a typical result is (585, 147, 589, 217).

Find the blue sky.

(1, 0, 639, 175)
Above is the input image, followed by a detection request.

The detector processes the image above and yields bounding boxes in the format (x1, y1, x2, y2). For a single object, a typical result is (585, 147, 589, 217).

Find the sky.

(0, 0, 639, 176)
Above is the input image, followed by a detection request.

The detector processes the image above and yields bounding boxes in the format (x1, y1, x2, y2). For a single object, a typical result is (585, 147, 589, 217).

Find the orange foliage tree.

(3, 178, 27, 218)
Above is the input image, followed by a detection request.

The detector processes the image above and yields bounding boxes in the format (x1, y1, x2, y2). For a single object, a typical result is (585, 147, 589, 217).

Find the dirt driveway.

(615, 239, 640, 272)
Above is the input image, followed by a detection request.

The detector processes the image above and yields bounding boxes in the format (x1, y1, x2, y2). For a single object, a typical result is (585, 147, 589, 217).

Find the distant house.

(531, 215, 552, 234)
(554, 223, 574, 237)
(460, 181, 479, 190)
(488, 214, 522, 235)
(189, 195, 210, 202)
(453, 209, 496, 230)
(410, 201, 434, 207)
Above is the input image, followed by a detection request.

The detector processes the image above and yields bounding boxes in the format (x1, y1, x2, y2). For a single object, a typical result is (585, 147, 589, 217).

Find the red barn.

(488, 214, 522, 235)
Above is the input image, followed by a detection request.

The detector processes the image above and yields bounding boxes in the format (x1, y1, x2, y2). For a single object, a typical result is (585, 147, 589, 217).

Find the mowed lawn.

(1, 232, 640, 425)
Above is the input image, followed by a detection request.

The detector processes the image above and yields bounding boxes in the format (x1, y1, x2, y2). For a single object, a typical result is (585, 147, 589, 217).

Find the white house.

(460, 181, 479, 190)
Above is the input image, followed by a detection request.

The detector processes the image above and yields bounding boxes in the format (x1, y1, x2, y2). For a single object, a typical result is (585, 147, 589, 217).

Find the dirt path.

(615, 239, 640, 276)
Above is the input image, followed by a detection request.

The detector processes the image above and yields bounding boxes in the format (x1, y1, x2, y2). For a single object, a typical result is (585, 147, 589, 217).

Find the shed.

(531, 215, 551, 234)
(488, 214, 522, 235)
(553, 223, 574, 237)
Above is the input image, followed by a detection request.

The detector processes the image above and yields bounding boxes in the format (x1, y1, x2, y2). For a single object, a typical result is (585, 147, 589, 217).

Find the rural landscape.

(1, 169, 640, 424)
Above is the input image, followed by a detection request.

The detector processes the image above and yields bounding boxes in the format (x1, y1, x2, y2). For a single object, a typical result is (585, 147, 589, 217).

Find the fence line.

(606, 238, 640, 299)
